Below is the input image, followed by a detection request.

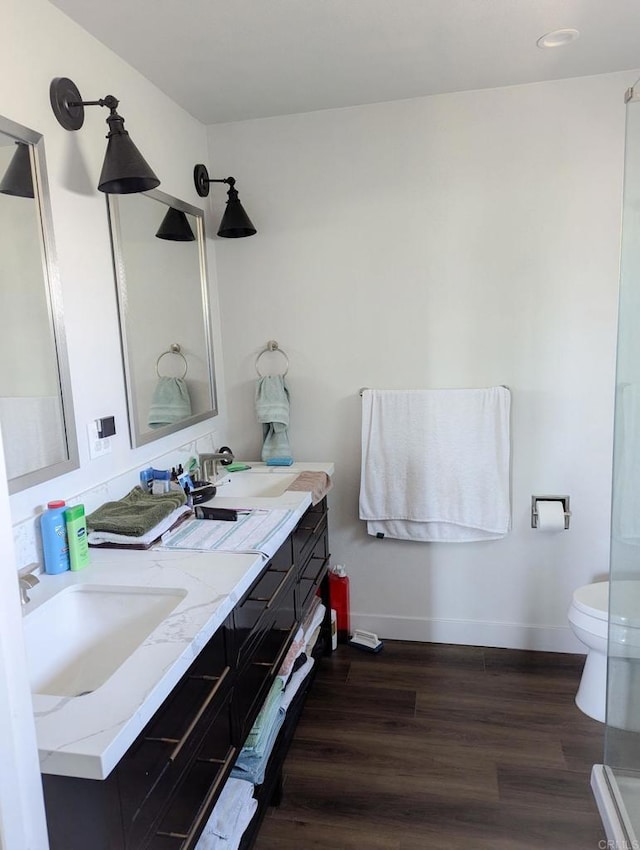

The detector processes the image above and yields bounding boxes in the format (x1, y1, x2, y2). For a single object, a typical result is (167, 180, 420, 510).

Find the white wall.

(3, 0, 229, 528)
(1, 0, 231, 844)
(208, 71, 636, 651)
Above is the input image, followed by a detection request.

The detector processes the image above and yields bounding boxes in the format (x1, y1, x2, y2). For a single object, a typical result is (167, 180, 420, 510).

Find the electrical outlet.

(87, 421, 112, 460)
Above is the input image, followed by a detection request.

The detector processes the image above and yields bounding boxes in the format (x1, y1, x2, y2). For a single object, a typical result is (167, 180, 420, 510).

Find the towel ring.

(256, 340, 289, 377)
(156, 343, 188, 379)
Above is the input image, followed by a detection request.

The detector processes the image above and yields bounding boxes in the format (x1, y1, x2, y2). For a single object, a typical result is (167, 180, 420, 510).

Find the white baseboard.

(349, 612, 583, 653)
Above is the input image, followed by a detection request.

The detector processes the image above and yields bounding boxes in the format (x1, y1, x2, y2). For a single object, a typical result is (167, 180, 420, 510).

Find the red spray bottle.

(328, 564, 351, 643)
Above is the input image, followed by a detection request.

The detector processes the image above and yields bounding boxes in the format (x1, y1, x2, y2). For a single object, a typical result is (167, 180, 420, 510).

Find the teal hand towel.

(86, 486, 187, 537)
(255, 375, 292, 462)
(148, 377, 192, 428)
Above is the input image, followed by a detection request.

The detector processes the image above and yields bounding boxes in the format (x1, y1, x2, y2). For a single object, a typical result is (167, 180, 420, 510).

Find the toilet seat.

(572, 582, 608, 621)
(572, 580, 640, 628)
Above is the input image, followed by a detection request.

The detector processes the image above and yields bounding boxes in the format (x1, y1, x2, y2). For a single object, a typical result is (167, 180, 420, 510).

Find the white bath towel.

(359, 387, 511, 542)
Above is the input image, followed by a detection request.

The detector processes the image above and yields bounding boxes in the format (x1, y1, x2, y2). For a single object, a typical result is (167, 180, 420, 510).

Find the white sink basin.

(213, 471, 298, 499)
(23, 584, 186, 697)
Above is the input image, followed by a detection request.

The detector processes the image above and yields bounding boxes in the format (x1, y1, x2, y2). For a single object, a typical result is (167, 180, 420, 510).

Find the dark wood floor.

(254, 641, 606, 849)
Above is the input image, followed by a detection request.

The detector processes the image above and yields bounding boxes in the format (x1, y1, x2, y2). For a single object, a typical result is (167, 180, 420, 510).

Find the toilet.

(569, 580, 640, 728)
(568, 581, 609, 722)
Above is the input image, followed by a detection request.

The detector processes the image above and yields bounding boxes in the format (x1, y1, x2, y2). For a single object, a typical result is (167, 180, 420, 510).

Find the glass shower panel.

(605, 77, 640, 842)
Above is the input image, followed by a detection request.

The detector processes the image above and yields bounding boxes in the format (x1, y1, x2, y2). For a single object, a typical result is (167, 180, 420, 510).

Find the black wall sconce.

(193, 164, 256, 238)
(0, 142, 34, 198)
(50, 77, 160, 194)
(155, 207, 195, 242)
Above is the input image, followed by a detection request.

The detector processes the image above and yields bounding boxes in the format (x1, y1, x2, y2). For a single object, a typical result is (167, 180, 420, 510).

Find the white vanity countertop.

(26, 461, 334, 781)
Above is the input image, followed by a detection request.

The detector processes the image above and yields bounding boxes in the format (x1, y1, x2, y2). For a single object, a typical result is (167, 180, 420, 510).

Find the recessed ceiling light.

(536, 28, 580, 49)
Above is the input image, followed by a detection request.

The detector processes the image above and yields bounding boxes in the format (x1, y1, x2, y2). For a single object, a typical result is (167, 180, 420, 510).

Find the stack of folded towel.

(86, 486, 191, 549)
(231, 700, 286, 786)
(231, 605, 325, 787)
(194, 777, 256, 850)
(301, 597, 326, 651)
(242, 677, 285, 754)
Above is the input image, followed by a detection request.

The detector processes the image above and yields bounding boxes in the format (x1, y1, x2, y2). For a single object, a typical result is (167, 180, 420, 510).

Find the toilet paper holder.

(531, 495, 571, 530)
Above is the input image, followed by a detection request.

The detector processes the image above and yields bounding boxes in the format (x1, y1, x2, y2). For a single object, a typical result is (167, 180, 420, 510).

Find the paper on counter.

(160, 508, 294, 558)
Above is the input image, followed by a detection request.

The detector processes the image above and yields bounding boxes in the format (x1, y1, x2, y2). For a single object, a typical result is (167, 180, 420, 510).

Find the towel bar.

(156, 343, 188, 379)
(359, 385, 510, 395)
(256, 340, 289, 377)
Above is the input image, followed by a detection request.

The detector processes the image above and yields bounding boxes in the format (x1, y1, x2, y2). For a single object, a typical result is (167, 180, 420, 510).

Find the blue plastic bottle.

(41, 500, 70, 575)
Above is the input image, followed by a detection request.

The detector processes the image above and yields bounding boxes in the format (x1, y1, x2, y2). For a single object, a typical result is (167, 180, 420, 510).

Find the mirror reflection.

(108, 190, 217, 448)
(0, 116, 78, 493)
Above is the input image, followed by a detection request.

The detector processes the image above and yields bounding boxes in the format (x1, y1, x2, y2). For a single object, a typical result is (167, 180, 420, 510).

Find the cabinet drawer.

(188, 619, 229, 679)
(292, 501, 327, 565)
(233, 556, 295, 668)
(153, 691, 236, 849)
(119, 662, 232, 848)
(298, 554, 329, 619)
(234, 616, 298, 747)
(299, 525, 328, 582)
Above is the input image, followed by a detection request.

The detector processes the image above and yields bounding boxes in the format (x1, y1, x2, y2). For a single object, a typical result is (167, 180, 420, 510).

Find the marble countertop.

(26, 461, 333, 780)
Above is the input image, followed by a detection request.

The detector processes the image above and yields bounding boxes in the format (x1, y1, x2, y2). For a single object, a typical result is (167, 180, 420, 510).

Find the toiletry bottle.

(41, 500, 70, 575)
(140, 467, 153, 492)
(328, 565, 351, 643)
(64, 504, 90, 571)
(152, 469, 171, 495)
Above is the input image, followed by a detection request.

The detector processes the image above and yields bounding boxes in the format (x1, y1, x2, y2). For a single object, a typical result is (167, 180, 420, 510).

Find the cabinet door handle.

(265, 564, 295, 610)
(167, 666, 231, 763)
(247, 562, 294, 605)
(296, 514, 326, 535)
(181, 748, 237, 848)
(269, 623, 299, 677)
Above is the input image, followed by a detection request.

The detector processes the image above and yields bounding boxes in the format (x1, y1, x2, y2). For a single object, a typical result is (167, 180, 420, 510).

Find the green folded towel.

(243, 677, 284, 753)
(226, 462, 252, 472)
(86, 486, 187, 537)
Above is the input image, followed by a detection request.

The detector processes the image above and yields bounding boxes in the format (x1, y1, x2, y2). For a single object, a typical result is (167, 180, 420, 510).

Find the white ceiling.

(49, 0, 640, 124)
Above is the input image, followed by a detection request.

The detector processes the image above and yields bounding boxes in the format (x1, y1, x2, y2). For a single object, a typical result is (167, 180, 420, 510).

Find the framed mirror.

(107, 190, 217, 448)
(0, 115, 79, 494)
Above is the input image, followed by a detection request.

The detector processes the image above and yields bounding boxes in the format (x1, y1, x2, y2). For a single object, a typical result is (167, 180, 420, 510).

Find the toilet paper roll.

(536, 500, 566, 532)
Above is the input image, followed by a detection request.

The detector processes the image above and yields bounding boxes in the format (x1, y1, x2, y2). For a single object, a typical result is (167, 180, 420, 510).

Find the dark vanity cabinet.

(42, 498, 330, 850)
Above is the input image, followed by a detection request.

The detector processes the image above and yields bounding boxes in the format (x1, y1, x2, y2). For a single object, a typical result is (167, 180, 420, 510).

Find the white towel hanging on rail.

(358, 387, 511, 542)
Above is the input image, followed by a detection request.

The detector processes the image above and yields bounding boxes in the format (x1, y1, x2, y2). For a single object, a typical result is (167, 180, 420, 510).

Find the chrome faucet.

(199, 448, 234, 482)
(18, 564, 40, 606)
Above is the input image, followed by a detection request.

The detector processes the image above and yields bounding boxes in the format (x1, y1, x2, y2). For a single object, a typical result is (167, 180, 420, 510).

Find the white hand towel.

(359, 387, 511, 542)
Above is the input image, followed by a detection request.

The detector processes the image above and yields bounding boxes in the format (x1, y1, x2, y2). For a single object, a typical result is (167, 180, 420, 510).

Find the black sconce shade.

(50, 77, 160, 195)
(0, 142, 34, 198)
(156, 207, 196, 241)
(193, 164, 256, 238)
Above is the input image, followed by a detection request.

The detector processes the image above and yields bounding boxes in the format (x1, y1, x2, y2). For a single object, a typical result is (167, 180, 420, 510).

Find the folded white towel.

(302, 602, 326, 645)
(359, 387, 511, 542)
(195, 777, 256, 849)
(280, 655, 315, 713)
